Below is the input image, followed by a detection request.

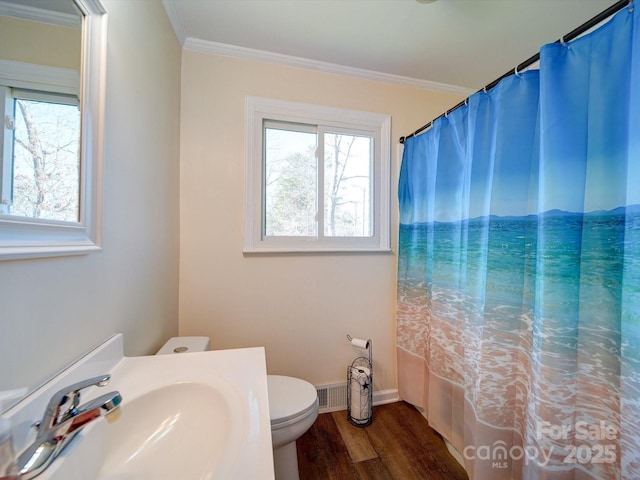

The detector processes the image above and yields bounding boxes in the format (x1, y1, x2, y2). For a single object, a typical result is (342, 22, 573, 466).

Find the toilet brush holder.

(346, 335, 373, 427)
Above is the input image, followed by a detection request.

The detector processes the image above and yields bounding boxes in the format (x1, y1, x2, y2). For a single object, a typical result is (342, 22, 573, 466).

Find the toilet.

(157, 337, 319, 480)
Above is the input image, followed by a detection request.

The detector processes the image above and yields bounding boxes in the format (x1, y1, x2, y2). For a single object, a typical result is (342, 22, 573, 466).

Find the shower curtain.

(397, 5, 639, 480)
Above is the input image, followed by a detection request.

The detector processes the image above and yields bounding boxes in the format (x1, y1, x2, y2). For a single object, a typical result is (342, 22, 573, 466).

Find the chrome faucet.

(16, 375, 122, 479)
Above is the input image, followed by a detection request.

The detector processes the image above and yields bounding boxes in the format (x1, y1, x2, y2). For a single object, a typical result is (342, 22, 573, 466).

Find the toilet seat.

(267, 375, 318, 429)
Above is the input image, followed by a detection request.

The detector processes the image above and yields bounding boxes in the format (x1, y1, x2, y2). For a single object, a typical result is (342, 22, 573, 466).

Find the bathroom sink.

(93, 383, 240, 479)
(6, 335, 274, 480)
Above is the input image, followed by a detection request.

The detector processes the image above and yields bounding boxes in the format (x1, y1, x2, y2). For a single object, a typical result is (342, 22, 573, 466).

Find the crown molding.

(162, 0, 186, 46)
(160, 0, 471, 94)
(183, 37, 473, 95)
(0, 0, 80, 28)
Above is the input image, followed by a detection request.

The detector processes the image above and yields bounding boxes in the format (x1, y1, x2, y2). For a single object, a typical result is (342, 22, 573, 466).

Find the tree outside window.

(3, 96, 80, 221)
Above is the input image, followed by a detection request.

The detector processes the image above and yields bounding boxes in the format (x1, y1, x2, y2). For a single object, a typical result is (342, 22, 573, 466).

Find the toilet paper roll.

(349, 366, 371, 422)
(354, 366, 370, 380)
(350, 337, 370, 350)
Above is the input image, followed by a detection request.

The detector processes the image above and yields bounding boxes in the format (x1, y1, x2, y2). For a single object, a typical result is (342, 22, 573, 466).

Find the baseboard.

(373, 388, 401, 406)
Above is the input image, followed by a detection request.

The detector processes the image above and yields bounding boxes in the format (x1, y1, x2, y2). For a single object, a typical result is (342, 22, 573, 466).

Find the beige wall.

(0, 16, 80, 70)
(0, 0, 464, 400)
(179, 51, 463, 391)
(0, 1, 181, 394)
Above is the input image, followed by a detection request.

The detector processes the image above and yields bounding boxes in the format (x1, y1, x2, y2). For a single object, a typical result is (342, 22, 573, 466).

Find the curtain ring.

(514, 64, 522, 78)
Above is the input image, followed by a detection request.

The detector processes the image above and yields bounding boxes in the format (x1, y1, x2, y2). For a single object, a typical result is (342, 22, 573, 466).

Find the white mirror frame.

(0, 0, 107, 261)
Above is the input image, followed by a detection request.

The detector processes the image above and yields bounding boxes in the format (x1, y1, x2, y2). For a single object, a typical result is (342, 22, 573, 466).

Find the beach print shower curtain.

(397, 5, 639, 480)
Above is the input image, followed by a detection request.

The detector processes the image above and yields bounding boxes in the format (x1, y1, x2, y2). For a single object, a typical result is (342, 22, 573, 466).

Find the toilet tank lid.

(267, 375, 318, 423)
(156, 336, 211, 355)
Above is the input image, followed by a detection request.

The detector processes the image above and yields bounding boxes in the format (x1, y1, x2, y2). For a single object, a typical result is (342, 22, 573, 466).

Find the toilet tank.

(156, 336, 211, 355)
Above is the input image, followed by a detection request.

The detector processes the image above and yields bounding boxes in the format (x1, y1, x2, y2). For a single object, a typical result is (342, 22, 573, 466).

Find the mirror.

(0, 0, 107, 411)
(0, 0, 106, 261)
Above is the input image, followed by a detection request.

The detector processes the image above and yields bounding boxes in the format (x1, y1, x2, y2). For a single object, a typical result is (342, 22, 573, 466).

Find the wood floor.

(296, 401, 469, 480)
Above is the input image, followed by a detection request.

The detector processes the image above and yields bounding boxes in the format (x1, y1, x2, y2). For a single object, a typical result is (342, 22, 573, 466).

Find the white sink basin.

(6, 335, 274, 480)
(96, 383, 238, 479)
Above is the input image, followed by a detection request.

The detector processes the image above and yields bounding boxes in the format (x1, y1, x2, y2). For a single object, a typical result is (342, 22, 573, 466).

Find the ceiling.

(8, 0, 78, 15)
(0, 0, 80, 27)
(163, 0, 619, 93)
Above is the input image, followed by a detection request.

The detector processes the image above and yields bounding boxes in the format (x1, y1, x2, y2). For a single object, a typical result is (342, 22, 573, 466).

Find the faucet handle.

(40, 374, 111, 431)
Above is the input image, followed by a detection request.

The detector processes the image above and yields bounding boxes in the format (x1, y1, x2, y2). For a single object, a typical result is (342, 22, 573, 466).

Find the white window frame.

(244, 96, 391, 253)
(0, 86, 80, 215)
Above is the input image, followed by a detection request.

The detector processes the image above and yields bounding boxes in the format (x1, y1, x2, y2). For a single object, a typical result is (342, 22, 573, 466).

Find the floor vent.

(315, 382, 348, 413)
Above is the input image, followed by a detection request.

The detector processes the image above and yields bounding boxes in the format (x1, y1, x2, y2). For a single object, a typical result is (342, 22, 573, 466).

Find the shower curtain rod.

(399, 0, 633, 144)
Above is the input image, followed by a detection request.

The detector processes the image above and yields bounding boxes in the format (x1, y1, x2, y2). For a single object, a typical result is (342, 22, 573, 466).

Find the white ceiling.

(0, 0, 77, 15)
(163, 0, 619, 93)
(0, 0, 80, 27)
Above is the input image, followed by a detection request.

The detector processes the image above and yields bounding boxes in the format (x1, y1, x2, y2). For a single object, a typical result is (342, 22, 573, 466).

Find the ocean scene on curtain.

(397, 5, 639, 480)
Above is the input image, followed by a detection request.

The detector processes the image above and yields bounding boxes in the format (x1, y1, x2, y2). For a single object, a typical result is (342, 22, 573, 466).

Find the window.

(245, 97, 391, 252)
(1, 87, 81, 220)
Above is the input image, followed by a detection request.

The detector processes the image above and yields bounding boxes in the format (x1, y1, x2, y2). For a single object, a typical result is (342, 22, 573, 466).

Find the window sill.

(243, 244, 392, 254)
(0, 215, 101, 261)
(0, 244, 102, 261)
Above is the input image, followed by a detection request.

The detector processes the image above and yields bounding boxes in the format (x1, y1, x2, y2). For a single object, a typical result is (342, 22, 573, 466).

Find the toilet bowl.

(268, 375, 319, 480)
(157, 337, 319, 480)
